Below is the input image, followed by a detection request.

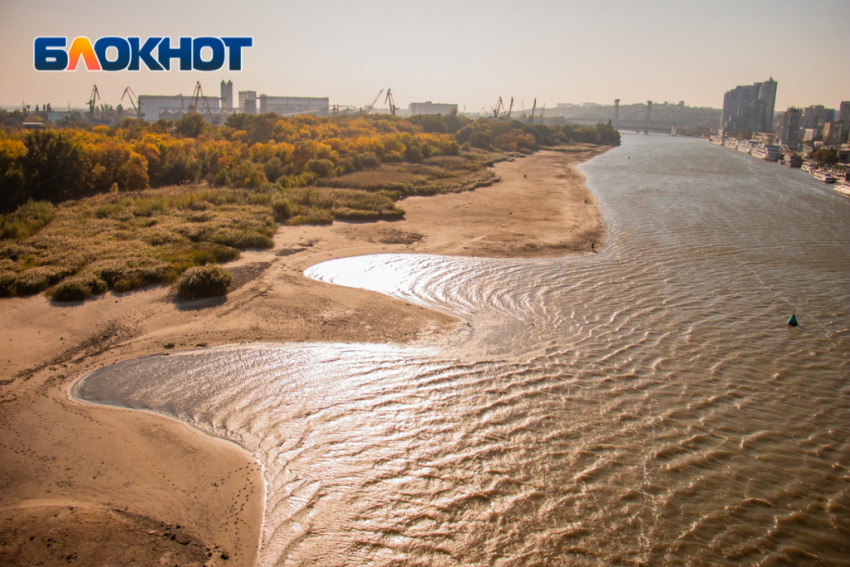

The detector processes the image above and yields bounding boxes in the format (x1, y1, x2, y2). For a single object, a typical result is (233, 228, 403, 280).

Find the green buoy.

(787, 311, 798, 327)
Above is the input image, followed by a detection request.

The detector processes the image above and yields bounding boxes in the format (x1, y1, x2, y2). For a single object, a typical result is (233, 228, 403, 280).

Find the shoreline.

(0, 144, 611, 566)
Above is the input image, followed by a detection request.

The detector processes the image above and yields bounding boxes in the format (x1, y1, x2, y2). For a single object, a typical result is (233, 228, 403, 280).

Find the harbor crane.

(121, 86, 140, 118)
(492, 97, 504, 119)
(521, 101, 526, 119)
(530, 98, 537, 124)
(506, 97, 514, 119)
(86, 84, 100, 120)
(384, 89, 398, 116)
(189, 81, 213, 115)
(363, 89, 384, 114)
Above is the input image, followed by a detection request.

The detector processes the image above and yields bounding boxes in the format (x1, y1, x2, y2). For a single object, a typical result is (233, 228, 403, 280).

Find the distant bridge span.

(559, 117, 680, 133)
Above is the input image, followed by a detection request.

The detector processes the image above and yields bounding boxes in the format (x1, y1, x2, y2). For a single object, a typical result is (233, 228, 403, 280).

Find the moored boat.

(751, 144, 782, 161)
(737, 141, 752, 154)
(782, 153, 803, 168)
(813, 170, 836, 183)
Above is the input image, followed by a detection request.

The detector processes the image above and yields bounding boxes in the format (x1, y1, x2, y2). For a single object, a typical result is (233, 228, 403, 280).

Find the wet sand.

(0, 145, 609, 566)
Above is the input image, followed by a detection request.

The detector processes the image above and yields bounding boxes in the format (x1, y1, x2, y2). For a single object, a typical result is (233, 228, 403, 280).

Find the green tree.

(19, 130, 87, 201)
(245, 114, 277, 145)
(225, 113, 252, 130)
(468, 132, 492, 150)
(455, 126, 475, 144)
(812, 148, 838, 166)
(175, 113, 207, 138)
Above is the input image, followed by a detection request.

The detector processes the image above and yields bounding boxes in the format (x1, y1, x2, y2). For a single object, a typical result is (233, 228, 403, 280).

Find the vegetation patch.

(51, 273, 108, 302)
(0, 200, 55, 240)
(176, 265, 233, 299)
(0, 111, 620, 301)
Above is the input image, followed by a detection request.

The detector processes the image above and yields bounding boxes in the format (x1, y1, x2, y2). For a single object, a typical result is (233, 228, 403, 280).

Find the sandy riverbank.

(0, 145, 609, 566)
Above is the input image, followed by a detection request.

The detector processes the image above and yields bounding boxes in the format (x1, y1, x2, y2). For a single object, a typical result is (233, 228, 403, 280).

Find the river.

(76, 134, 850, 566)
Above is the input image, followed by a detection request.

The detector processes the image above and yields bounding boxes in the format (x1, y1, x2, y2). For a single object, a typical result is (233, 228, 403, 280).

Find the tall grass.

(0, 149, 505, 301)
(315, 154, 496, 196)
(0, 200, 56, 240)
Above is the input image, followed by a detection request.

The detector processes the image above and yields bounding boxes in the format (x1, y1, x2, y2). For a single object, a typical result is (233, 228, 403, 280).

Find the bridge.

(560, 116, 680, 134)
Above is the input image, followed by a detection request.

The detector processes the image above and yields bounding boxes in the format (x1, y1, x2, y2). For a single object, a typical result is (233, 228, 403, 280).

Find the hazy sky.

(1, 0, 848, 113)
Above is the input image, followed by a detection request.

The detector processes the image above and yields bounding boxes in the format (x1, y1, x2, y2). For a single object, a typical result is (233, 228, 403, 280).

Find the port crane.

(530, 98, 537, 124)
(384, 89, 398, 117)
(506, 97, 514, 120)
(362, 89, 384, 114)
(521, 101, 526, 119)
(121, 86, 140, 118)
(189, 81, 213, 115)
(492, 97, 504, 119)
(86, 84, 100, 120)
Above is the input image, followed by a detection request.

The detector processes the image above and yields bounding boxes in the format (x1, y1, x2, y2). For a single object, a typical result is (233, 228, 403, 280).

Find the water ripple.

(77, 135, 850, 566)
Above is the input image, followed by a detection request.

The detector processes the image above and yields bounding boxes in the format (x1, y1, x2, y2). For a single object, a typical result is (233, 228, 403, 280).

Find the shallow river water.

(77, 134, 850, 566)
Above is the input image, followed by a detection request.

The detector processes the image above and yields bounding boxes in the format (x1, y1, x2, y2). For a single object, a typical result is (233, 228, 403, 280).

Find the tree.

(812, 148, 838, 166)
(455, 126, 475, 144)
(468, 132, 492, 150)
(175, 113, 207, 138)
(19, 130, 87, 201)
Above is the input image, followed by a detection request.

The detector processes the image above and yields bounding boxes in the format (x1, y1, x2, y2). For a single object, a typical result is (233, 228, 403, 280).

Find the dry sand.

(0, 146, 608, 566)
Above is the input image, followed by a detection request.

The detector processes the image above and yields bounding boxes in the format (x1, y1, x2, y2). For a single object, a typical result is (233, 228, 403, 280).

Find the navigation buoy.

(787, 311, 798, 327)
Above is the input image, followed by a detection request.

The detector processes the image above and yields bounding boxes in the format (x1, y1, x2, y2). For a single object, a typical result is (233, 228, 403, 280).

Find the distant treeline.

(0, 111, 619, 212)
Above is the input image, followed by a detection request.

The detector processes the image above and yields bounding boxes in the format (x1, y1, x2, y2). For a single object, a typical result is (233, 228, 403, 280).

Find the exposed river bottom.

(76, 135, 850, 566)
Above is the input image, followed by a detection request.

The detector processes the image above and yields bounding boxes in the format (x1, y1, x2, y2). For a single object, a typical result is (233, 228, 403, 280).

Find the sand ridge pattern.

(0, 146, 609, 566)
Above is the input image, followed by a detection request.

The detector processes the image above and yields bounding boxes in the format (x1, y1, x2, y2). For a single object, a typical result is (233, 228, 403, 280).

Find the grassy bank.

(1, 110, 619, 301)
(0, 149, 501, 300)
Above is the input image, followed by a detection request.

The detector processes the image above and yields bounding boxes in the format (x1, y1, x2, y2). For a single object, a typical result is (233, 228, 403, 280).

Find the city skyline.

(1, 0, 848, 113)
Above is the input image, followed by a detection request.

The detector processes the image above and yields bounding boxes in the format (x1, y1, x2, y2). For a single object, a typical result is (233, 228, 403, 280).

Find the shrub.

(51, 273, 108, 302)
(468, 132, 492, 150)
(0, 271, 15, 297)
(211, 229, 273, 249)
(11, 265, 70, 296)
(272, 197, 293, 221)
(176, 265, 232, 298)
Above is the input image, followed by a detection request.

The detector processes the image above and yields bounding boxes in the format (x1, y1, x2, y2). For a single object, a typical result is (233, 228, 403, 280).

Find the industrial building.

(259, 95, 329, 116)
(137, 94, 222, 123)
(220, 80, 233, 110)
(409, 101, 458, 116)
(238, 90, 257, 114)
(136, 81, 328, 122)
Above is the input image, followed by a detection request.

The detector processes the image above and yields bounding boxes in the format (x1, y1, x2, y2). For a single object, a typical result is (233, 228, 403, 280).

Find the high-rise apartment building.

(721, 77, 778, 134)
(823, 122, 843, 146)
(837, 101, 850, 144)
(801, 105, 835, 134)
(776, 107, 801, 146)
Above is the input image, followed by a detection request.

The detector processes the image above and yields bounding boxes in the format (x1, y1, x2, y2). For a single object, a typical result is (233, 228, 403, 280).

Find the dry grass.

(0, 185, 276, 299)
(0, 150, 510, 301)
(316, 152, 502, 196)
